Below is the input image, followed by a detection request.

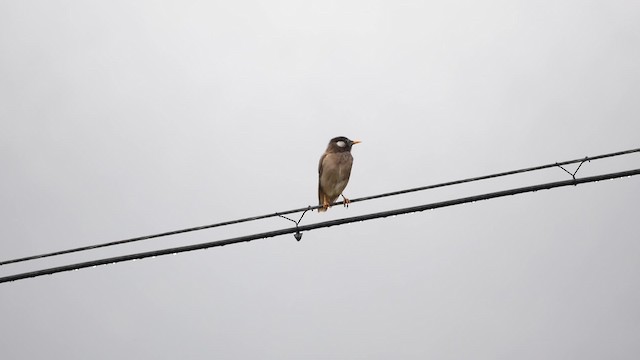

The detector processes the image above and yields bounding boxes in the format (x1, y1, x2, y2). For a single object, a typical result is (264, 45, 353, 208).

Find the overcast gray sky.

(1, 1, 639, 359)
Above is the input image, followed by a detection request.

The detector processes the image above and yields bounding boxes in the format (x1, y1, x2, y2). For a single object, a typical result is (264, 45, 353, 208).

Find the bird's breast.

(319, 152, 354, 198)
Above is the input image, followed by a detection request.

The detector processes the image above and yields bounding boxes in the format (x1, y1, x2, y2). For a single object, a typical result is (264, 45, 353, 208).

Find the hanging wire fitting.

(556, 157, 590, 181)
(277, 206, 312, 241)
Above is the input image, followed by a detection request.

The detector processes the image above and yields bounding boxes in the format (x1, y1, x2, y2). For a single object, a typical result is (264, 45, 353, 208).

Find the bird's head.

(327, 136, 361, 153)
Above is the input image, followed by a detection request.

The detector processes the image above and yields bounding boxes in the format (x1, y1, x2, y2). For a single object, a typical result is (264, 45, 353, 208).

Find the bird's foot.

(341, 195, 351, 207)
(321, 200, 331, 212)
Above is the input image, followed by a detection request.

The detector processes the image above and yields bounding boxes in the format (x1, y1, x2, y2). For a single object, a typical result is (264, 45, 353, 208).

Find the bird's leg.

(322, 200, 331, 211)
(341, 194, 350, 207)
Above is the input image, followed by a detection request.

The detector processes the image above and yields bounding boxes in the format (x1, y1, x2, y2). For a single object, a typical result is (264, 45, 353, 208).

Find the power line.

(1, 168, 638, 284)
(1, 147, 638, 267)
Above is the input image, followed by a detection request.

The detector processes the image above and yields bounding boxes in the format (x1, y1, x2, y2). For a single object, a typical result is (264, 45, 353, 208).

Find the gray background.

(1, 1, 639, 359)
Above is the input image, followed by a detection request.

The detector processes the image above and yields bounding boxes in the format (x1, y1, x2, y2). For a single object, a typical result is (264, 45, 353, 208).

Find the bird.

(318, 136, 361, 212)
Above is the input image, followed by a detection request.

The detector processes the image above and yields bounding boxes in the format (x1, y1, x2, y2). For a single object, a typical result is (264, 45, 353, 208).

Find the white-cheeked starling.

(318, 136, 361, 212)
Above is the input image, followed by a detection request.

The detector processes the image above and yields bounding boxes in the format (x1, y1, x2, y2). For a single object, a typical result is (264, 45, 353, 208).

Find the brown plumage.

(318, 136, 361, 212)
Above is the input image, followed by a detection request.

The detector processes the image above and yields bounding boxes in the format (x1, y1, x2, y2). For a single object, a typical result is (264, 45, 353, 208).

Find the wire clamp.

(556, 157, 590, 181)
(278, 206, 311, 241)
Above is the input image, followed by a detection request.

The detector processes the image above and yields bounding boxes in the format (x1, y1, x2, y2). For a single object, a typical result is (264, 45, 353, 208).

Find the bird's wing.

(318, 153, 328, 209)
(318, 152, 326, 175)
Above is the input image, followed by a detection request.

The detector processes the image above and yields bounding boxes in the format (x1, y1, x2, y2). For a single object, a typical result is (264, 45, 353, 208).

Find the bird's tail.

(318, 186, 328, 212)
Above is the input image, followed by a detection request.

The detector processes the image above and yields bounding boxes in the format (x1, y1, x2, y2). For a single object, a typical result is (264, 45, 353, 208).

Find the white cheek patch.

(336, 141, 346, 147)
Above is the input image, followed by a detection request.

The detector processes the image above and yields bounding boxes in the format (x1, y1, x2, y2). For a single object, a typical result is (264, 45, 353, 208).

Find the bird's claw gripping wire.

(278, 206, 312, 241)
(341, 194, 351, 208)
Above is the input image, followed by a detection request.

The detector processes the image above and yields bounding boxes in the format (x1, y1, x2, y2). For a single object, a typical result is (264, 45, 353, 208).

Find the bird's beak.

(352, 140, 362, 145)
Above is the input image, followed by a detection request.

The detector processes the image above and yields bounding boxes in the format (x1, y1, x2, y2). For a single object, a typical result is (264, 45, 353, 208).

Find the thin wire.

(1, 168, 638, 284)
(1, 147, 639, 266)
(353, 148, 638, 203)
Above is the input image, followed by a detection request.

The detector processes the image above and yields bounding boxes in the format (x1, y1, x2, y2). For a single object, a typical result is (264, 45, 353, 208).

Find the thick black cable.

(1, 147, 638, 267)
(1, 168, 638, 284)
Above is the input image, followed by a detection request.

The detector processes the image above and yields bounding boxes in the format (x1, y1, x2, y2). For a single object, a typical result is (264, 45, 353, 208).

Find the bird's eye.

(336, 141, 346, 147)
